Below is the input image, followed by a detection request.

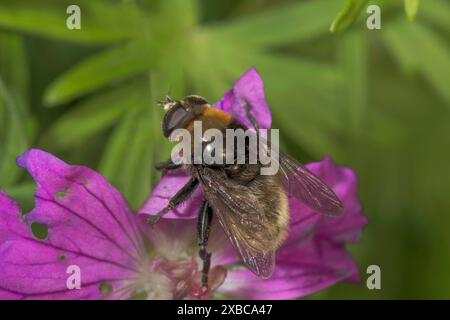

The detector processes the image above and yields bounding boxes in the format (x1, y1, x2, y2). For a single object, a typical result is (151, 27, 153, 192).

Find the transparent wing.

(250, 132, 343, 217)
(196, 166, 276, 278)
(277, 151, 343, 216)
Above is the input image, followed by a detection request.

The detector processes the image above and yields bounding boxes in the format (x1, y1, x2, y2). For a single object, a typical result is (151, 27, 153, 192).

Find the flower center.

(131, 254, 227, 300)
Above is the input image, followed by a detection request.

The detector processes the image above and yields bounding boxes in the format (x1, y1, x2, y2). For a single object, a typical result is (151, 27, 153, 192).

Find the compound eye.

(163, 105, 188, 137)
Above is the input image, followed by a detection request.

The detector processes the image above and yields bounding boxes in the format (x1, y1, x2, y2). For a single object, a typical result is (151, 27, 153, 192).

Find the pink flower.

(138, 68, 368, 299)
(0, 68, 367, 300)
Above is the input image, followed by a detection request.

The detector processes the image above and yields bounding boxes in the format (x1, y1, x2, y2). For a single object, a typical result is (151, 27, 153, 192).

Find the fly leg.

(197, 200, 213, 289)
(147, 177, 198, 225)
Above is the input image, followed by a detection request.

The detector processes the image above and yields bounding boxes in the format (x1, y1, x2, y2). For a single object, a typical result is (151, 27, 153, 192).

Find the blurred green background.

(0, 0, 449, 299)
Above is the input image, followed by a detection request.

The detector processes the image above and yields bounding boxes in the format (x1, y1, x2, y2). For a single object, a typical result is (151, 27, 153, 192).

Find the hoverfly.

(148, 95, 343, 288)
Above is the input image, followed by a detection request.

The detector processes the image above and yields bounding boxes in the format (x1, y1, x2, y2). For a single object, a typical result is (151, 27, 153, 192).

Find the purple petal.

(219, 240, 359, 300)
(138, 169, 204, 219)
(0, 149, 145, 299)
(306, 156, 368, 244)
(213, 67, 272, 130)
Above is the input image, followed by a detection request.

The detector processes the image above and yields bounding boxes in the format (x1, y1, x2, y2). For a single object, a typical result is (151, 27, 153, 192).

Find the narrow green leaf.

(0, 79, 29, 185)
(330, 0, 369, 33)
(405, 0, 420, 21)
(99, 108, 138, 181)
(206, 0, 342, 47)
(42, 81, 149, 150)
(44, 40, 155, 106)
(337, 30, 368, 135)
(121, 110, 154, 210)
(0, 33, 31, 186)
(100, 108, 154, 211)
(383, 19, 450, 105)
(0, 0, 141, 44)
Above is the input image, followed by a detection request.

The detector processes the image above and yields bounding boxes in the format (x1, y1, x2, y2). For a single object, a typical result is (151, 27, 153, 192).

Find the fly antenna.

(156, 95, 172, 106)
(157, 95, 176, 110)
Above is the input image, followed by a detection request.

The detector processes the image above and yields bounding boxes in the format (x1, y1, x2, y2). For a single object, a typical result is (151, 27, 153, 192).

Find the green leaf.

(383, 19, 450, 106)
(330, 0, 369, 33)
(405, 0, 420, 21)
(0, 0, 141, 44)
(337, 30, 368, 135)
(0, 32, 31, 136)
(44, 40, 155, 106)
(100, 108, 155, 211)
(206, 0, 342, 47)
(42, 81, 150, 150)
(99, 109, 138, 182)
(0, 79, 29, 186)
(120, 110, 154, 210)
(0, 33, 31, 187)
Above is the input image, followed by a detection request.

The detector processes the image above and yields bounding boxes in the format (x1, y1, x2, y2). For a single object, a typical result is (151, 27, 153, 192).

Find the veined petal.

(219, 239, 359, 300)
(306, 157, 368, 244)
(0, 149, 145, 299)
(138, 169, 203, 220)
